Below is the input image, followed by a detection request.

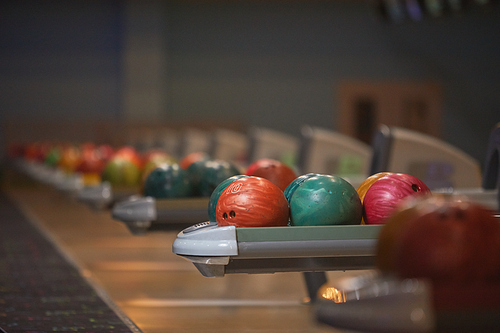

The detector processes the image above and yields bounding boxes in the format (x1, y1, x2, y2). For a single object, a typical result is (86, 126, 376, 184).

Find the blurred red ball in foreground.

(363, 173, 431, 225)
(216, 176, 289, 227)
(246, 158, 297, 191)
(394, 198, 500, 285)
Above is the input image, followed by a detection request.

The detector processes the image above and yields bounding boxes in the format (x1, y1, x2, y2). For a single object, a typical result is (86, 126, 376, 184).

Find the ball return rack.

(172, 223, 382, 277)
(111, 195, 209, 235)
(76, 182, 140, 211)
(172, 223, 382, 301)
(171, 123, 500, 303)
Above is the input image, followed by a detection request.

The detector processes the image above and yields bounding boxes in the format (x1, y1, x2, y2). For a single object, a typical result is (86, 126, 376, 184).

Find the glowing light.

(321, 287, 346, 303)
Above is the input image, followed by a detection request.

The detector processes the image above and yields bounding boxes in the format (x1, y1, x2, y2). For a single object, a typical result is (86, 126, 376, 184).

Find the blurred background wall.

(1, 0, 499, 163)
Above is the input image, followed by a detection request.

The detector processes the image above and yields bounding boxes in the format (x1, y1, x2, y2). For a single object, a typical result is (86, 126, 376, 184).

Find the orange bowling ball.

(216, 176, 289, 228)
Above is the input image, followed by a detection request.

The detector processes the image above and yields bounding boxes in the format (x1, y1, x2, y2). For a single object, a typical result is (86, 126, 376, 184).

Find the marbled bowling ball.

(143, 163, 192, 198)
(286, 174, 362, 226)
(216, 176, 289, 227)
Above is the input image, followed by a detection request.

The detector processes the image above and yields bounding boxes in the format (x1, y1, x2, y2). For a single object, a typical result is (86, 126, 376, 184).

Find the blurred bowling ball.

(25, 142, 51, 163)
(113, 146, 143, 167)
(75, 144, 110, 185)
(44, 146, 62, 168)
(363, 173, 431, 225)
(246, 158, 297, 191)
(286, 174, 362, 226)
(187, 159, 241, 197)
(143, 163, 192, 198)
(58, 145, 82, 173)
(143, 149, 176, 165)
(142, 149, 177, 181)
(179, 151, 209, 169)
(216, 176, 289, 227)
(101, 148, 143, 187)
(96, 144, 114, 162)
(208, 175, 248, 222)
(75, 144, 105, 174)
(388, 196, 500, 288)
(375, 194, 438, 274)
(356, 172, 393, 225)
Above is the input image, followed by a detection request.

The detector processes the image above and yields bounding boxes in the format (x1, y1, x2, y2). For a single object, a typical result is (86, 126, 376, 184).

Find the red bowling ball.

(216, 176, 289, 227)
(363, 173, 431, 225)
(246, 158, 297, 191)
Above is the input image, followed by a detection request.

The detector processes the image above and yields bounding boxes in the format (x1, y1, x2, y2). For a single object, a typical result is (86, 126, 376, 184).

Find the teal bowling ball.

(287, 174, 362, 226)
(187, 160, 241, 197)
(208, 175, 248, 222)
(185, 159, 207, 187)
(283, 173, 319, 202)
(143, 163, 192, 198)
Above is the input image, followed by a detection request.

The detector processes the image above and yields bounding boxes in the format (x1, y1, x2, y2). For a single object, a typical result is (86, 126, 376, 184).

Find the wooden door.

(338, 80, 443, 144)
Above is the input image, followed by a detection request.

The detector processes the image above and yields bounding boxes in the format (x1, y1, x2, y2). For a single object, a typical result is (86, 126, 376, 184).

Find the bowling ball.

(75, 144, 105, 174)
(142, 149, 177, 181)
(143, 163, 192, 198)
(179, 152, 209, 169)
(25, 142, 51, 163)
(246, 158, 297, 191)
(143, 149, 175, 165)
(375, 194, 436, 274)
(286, 174, 362, 226)
(44, 146, 62, 168)
(356, 172, 393, 224)
(58, 145, 82, 173)
(101, 157, 142, 187)
(187, 159, 241, 197)
(216, 176, 289, 227)
(113, 146, 143, 169)
(96, 144, 114, 162)
(357, 172, 394, 204)
(283, 173, 319, 202)
(208, 175, 248, 222)
(389, 196, 500, 287)
(363, 173, 431, 225)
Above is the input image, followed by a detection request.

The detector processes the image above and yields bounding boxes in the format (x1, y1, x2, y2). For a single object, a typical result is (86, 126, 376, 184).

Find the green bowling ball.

(187, 160, 241, 197)
(283, 173, 319, 202)
(208, 175, 248, 222)
(286, 174, 362, 226)
(44, 147, 61, 168)
(143, 163, 192, 198)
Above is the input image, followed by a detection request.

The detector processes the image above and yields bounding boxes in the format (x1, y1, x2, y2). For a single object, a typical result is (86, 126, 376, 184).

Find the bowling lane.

(6, 187, 360, 333)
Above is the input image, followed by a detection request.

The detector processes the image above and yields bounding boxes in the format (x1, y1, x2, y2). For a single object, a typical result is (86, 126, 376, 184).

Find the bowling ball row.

(209, 170, 433, 228)
(142, 157, 296, 199)
(12, 141, 178, 187)
(12, 141, 115, 176)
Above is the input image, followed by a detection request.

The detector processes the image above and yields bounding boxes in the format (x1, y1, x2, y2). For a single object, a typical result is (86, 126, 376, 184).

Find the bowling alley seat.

(175, 127, 212, 158)
(481, 123, 500, 191)
(155, 128, 181, 156)
(297, 125, 372, 187)
(208, 128, 249, 165)
(246, 127, 300, 166)
(369, 124, 482, 190)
